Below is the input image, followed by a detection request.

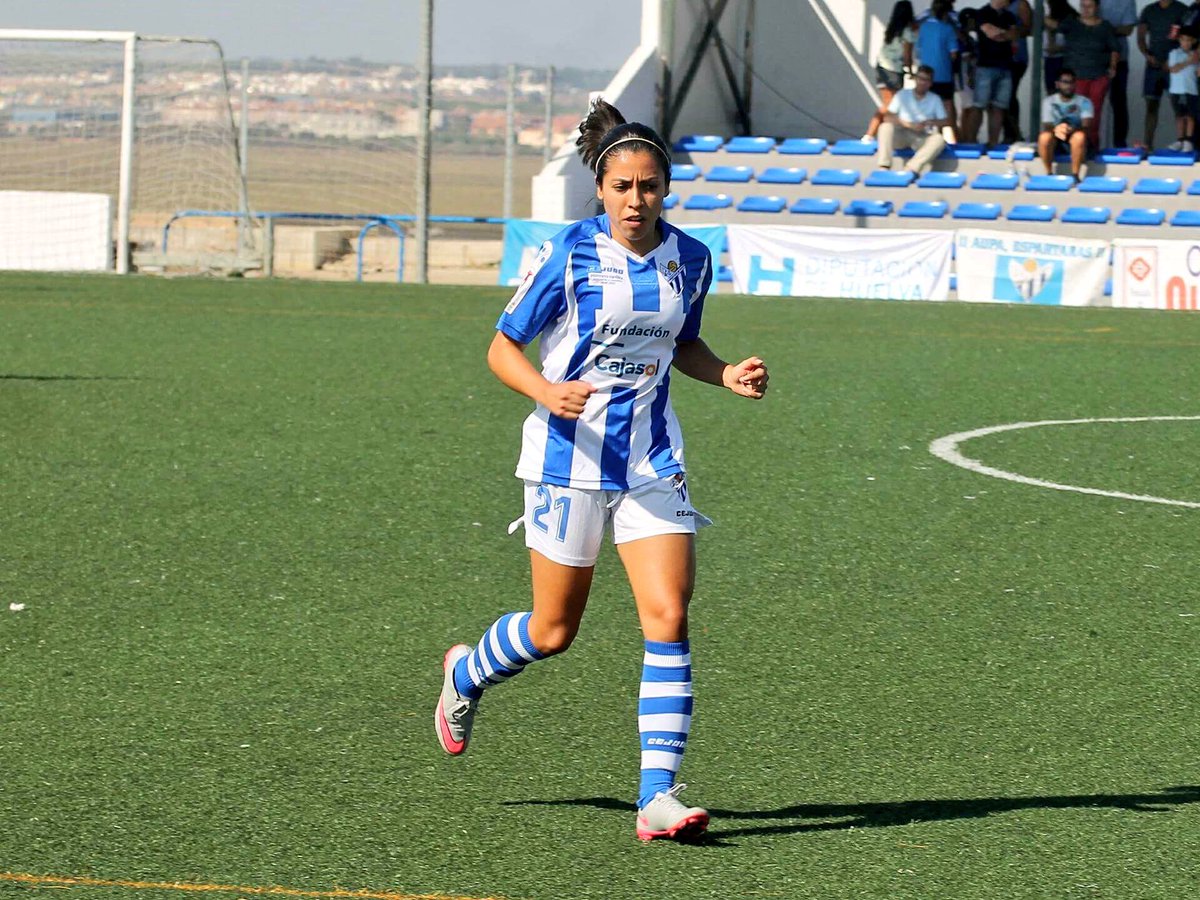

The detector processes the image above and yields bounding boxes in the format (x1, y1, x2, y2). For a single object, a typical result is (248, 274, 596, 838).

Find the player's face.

(597, 149, 666, 257)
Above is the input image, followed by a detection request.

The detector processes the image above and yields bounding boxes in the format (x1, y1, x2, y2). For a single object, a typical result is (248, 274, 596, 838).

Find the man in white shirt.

(1037, 68, 1095, 180)
(876, 65, 952, 173)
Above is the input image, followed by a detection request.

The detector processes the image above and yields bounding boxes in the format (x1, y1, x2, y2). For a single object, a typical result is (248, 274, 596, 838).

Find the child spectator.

(1167, 27, 1199, 150)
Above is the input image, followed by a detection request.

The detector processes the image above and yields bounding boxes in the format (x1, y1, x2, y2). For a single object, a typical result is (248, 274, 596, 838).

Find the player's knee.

(641, 597, 690, 639)
(528, 619, 578, 656)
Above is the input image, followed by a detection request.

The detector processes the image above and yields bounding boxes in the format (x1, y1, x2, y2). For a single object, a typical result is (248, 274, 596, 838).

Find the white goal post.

(0, 28, 252, 273)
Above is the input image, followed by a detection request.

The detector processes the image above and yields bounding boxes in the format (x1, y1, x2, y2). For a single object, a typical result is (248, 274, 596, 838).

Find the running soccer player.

(434, 98, 769, 842)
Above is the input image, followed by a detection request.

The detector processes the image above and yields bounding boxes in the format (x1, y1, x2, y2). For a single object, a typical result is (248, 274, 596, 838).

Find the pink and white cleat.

(635, 783, 710, 841)
(434, 644, 478, 755)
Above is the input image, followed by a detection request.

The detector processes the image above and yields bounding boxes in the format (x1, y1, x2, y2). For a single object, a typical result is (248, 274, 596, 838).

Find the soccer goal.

(0, 29, 253, 273)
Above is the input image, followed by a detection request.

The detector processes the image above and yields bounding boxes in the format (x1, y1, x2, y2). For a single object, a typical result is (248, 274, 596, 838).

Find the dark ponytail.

(576, 97, 671, 187)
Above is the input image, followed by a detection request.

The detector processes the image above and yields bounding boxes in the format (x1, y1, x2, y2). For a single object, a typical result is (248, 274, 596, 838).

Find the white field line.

(928, 416, 1200, 509)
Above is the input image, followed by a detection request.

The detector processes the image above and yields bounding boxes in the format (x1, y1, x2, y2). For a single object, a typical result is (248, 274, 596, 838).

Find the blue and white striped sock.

(453, 611, 545, 700)
(637, 639, 692, 810)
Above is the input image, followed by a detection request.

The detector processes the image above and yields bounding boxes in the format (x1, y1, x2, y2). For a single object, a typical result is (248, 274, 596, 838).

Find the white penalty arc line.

(929, 416, 1200, 509)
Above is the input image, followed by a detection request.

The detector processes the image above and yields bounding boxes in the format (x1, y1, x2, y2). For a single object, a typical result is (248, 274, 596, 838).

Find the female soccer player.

(434, 99, 768, 842)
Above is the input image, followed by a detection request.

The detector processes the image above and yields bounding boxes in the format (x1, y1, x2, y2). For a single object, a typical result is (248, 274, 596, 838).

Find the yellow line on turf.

(0, 872, 511, 900)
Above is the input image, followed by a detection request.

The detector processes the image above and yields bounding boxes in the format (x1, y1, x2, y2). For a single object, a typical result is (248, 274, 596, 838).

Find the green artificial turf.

(1, 273, 1198, 900)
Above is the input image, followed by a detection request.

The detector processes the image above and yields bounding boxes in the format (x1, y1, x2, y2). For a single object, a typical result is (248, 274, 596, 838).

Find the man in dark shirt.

(1139, 0, 1190, 146)
(974, 0, 1021, 145)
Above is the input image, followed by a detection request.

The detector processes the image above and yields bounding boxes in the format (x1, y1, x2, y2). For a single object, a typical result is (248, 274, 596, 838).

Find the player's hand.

(723, 357, 769, 399)
(541, 379, 597, 418)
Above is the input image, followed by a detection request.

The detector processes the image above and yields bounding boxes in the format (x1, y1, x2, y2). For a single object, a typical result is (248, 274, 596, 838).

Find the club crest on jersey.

(659, 259, 686, 298)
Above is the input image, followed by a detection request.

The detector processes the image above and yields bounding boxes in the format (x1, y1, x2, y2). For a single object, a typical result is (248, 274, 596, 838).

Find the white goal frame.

(0, 28, 249, 273)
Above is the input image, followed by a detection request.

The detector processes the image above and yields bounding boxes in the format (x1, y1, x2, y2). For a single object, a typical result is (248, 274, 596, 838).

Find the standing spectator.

(865, 0, 918, 140)
(1138, 0, 1189, 148)
(1166, 27, 1199, 150)
(975, 0, 1021, 146)
(1002, 0, 1034, 142)
(876, 65, 952, 172)
(1049, 0, 1119, 150)
(916, 0, 961, 139)
(1044, 0, 1080, 94)
(1099, 0, 1139, 146)
(958, 6, 983, 140)
(1037, 67, 1095, 179)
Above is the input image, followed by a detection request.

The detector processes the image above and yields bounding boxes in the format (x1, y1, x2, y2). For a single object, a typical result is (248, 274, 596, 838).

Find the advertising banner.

(954, 229, 1109, 306)
(726, 225, 952, 300)
(499, 220, 727, 286)
(1112, 239, 1200, 311)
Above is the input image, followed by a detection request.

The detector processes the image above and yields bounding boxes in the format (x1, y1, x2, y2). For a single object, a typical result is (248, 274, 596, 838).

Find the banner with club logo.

(500, 219, 727, 286)
(954, 229, 1109, 306)
(1111, 239, 1200, 311)
(726, 225, 952, 300)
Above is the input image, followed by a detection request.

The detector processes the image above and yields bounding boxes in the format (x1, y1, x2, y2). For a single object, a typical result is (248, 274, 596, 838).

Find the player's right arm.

(487, 332, 596, 419)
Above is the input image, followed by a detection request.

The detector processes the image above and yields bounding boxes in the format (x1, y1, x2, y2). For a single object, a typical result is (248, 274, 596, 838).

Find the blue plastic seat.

(987, 144, 1035, 160)
(1007, 204, 1057, 222)
(1189, 180, 1200, 195)
(1025, 174, 1075, 191)
(717, 265, 734, 282)
(1098, 147, 1146, 164)
(864, 170, 915, 187)
(1133, 177, 1182, 195)
(682, 193, 733, 210)
(1147, 149, 1196, 166)
(830, 138, 876, 156)
(672, 134, 724, 153)
(663, 193, 679, 210)
(972, 172, 1020, 190)
(948, 144, 985, 159)
(723, 136, 776, 153)
(1062, 206, 1111, 224)
(812, 168, 860, 186)
(705, 165, 755, 183)
(758, 166, 808, 184)
(917, 171, 966, 189)
(898, 200, 949, 218)
(778, 137, 827, 155)
(1079, 176, 1127, 193)
(736, 195, 788, 213)
(670, 164, 701, 182)
(953, 202, 1002, 220)
(790, 197, 841, 214)
(844, 199, 893, 217)
(1170, 209, 1200, 226)
(1115, 208, 1166, 226)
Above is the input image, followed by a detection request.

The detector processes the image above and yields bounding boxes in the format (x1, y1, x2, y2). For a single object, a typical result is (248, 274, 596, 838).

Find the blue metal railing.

(161, 210, 509, 282)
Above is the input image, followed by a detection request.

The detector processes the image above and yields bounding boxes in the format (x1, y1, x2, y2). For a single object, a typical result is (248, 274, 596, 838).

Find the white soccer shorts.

(510, 474, 712, 567)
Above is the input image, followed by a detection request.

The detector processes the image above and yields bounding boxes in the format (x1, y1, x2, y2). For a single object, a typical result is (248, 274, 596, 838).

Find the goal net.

(0, 30, 251, 273)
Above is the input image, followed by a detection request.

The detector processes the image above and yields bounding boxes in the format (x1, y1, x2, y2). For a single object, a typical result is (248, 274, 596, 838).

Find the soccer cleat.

(635, 783, 710, 841)
(434, 644, 477, 755)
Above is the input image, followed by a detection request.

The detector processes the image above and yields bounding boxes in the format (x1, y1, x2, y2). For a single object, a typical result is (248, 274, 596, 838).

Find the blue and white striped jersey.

(497, 214, 713, 491)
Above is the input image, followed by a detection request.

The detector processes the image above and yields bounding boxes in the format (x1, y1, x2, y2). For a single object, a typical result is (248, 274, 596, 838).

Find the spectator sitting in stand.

(876, 65, 952, 172)
(1037, 67, 1094, 181)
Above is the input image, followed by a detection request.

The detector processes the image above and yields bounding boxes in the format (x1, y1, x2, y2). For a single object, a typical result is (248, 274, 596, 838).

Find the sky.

(2, 0, 645, 69)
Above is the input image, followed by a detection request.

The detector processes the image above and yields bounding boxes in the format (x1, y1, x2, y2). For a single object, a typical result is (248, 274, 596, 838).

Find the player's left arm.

(673, 338, 769, 399)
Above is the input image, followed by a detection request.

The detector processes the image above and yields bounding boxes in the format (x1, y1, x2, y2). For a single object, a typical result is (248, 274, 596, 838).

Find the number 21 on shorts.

(531, 484, 571, 542)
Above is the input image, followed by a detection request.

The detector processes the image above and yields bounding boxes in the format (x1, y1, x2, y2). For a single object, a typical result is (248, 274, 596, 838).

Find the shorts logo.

(671, 473, 688, 503)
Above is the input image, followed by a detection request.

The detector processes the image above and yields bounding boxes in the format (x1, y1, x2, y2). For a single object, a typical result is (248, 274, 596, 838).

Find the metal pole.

(1028, 0, 1044, 146)
(543, 65, 555, 164)
(116, 34, 138, 274)
(239, 56, 250, 258)
(503, 63, 516, 219)
(414, 0, 433, 283)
